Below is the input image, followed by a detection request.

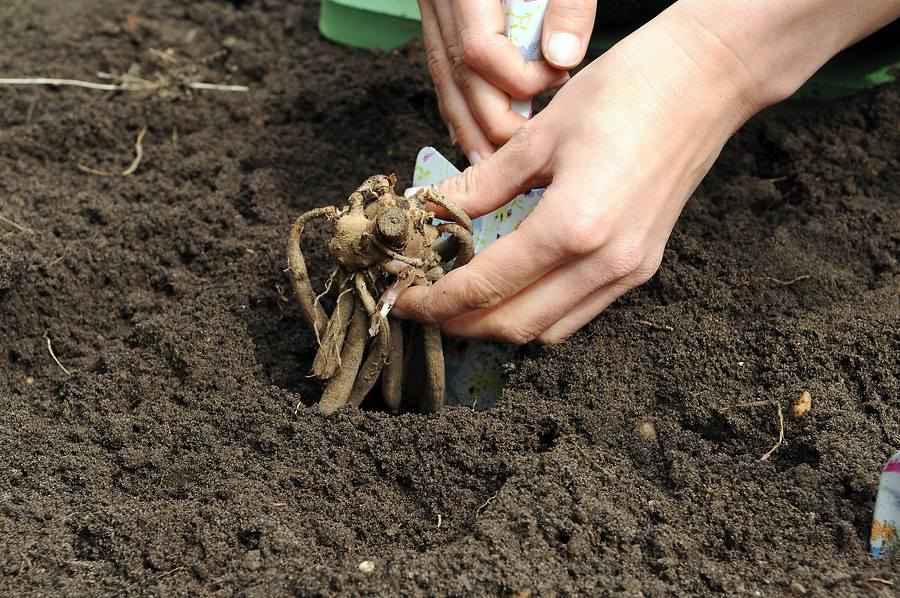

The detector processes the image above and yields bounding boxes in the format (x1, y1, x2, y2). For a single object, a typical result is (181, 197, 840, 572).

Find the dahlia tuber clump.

(287, 174, 473, 414)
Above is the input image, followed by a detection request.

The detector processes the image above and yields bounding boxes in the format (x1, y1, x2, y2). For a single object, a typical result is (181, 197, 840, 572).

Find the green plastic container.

(319, 2, 899, 98)
(319, 0, 421, 51)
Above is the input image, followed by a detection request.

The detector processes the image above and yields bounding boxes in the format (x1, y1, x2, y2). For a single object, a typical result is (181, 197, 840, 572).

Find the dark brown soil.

(1, 1, 898, 596)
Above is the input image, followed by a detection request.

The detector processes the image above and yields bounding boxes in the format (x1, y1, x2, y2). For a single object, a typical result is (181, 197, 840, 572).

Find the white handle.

(503, 0, 551, 118)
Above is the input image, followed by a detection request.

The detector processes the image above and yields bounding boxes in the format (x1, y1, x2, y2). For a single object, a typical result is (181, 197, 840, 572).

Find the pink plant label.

(871, 450, 900, 558)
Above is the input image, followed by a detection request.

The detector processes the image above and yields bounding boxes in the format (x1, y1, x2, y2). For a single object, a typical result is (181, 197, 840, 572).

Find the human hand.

(395, 9, 759, 344)
(418, 0, 597, 163)
(403, 0, 899, 344)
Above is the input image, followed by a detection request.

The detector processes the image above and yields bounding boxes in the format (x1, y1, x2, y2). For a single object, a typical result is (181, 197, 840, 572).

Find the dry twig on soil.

(759, 401, 785, 461)
(637, 319, 675, 331)
(0, 77, 248, 93)
(122, 127, 148, 176)
(475, 490, 501, 515)
(0, 48, 250, 97)
(78, 127, 148, 177)
(863, 578, 895, 589)
(760, 274, 811, 286)
(43, 333, 71, 376)
(729, 398, 786, 461)
(0, 214, 35, 235)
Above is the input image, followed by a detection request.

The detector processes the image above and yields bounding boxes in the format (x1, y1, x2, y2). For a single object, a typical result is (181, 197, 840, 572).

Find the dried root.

(317, 304, 367, 415)
(287, 206, 338, 339)
(311, 283, 354, 380)
(381, 317, 405, 413)
(420, 324, 445, 413)
(286, 175, 471, 414)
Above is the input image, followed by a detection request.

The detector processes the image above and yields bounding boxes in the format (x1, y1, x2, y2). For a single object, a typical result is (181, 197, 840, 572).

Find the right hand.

(418, 0, 597, 163)
(396, 6, 758, 344)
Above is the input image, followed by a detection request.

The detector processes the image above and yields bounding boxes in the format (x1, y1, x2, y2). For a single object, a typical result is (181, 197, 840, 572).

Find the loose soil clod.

(286, 175, 472, 414)
(792, 390, 812, 420)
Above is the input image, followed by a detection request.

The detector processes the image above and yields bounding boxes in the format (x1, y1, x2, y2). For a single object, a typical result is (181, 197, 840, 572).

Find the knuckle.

(445, 164, 480, 198)
(632, 250, 663, 284)
(505, 122, 549, 171)
(536, 328, 575, 346)
(409, 288, 439, 324)
(556, 210, 606, 256)
(490, 320, 539, 345)
(605, 242, 657, 283)
(445, 41, 468, 78)
(459, 29, 487, 69)
(461, 275, 504, 311)
(508, 121, 541, 150)
(425, 49, 448, 83)
(482, 119, 514, 145)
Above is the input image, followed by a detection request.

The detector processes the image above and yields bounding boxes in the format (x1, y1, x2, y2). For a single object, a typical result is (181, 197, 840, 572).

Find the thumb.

(542, 0, 597, 70)
(436, 129, 548, 219)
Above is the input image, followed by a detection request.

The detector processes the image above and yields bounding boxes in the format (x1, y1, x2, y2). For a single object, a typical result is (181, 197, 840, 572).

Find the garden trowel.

(412, 0, 550, 408)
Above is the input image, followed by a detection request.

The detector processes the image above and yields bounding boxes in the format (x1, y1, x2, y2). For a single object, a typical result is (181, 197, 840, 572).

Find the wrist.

(664, 0, 900, 111)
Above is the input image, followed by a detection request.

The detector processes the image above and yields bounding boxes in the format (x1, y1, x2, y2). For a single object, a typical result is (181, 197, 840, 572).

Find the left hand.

(416, 0, 595, 163)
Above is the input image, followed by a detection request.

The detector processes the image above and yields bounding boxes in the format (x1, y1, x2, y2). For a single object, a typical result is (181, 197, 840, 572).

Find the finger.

(537, 281, 632, 344)
(420, 1, 495, 160)
(435, 125, 552, 218)
(542, 0, 597, 69)
(452, 0, 569, 98)
(457, 68, 529, 145)
(439, 249, 628, 344)
(394, 197, 566, 324)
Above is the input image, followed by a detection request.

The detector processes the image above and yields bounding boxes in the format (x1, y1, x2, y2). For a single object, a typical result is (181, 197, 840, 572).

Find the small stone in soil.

(792, 391, 812, 420)
(632, 420, 658, 442)
(358, 560, 375, 573)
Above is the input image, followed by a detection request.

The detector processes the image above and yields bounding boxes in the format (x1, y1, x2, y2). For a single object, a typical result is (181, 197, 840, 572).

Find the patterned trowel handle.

(504, 0, 551, 118)
(413, 0, 552, 408)
(471, 0, 549, 253)
(871, 450, 900, 558)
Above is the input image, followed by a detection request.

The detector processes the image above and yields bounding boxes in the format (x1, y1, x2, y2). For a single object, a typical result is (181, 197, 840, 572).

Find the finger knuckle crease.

(459, 31, 486, 68)
(484, 121, 512, 145)
(607, 244, 648, 280)
(494, 321, 538, 345)
(445, 42, 467, 74)
(426, 51, 448, 81)
(464, 278, 503, 311)
(632, 251, 663, 283)
(551, 1, 593, 24)
(537, 329, 573, 346)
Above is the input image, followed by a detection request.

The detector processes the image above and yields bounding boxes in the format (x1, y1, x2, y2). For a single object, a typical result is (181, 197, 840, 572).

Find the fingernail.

(546, 32, 580, 67)
(404, 186, 425, 198)
(448, 125, 458, 146)
(467, 151, 481, 165)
